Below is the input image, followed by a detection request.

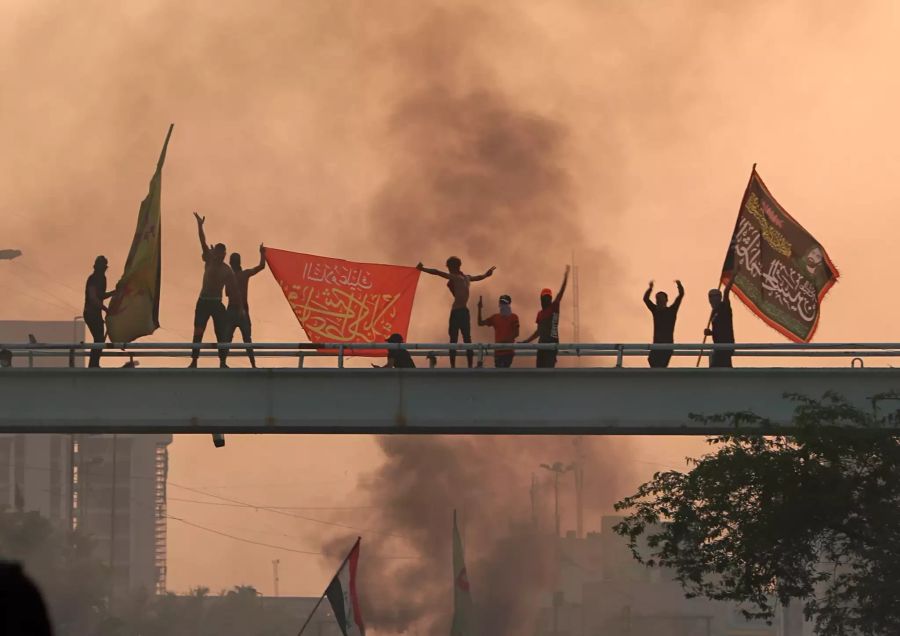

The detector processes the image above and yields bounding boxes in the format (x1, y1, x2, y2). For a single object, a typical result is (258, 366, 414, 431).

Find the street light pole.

(540, 461, 574, 538)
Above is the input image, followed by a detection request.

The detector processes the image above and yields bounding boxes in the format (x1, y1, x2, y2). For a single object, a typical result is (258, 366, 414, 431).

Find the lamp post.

(540, 461, 574, 538)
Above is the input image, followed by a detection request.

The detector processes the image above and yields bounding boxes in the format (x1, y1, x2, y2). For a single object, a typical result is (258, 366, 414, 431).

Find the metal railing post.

(616, 345, 624, 368)
(338, 345, 344, 369)
(478, 344, 485, 368)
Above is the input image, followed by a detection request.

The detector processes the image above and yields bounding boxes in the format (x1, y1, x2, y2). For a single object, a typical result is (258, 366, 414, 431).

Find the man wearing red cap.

(522, 266, 570, 368)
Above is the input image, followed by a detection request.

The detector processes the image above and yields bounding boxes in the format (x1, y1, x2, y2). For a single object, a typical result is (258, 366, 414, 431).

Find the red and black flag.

(324, 538, 365, 636)
(722, 167, 839, 342)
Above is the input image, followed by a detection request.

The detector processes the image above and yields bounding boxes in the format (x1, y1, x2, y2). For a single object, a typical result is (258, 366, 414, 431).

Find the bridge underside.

(4, 367, 900, 434)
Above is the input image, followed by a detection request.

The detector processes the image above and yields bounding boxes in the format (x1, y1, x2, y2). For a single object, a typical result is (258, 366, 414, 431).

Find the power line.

(168, 482, 409, 540)
(166, 515, 323, 556)
(168, 496, 373, 511)
(167, 514, 418, 560)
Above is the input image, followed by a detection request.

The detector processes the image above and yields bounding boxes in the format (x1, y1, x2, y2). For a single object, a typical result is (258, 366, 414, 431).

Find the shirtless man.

(190, 213, 243, 368)
(227, 244, 266, 368)
(416, 257, 496, 368)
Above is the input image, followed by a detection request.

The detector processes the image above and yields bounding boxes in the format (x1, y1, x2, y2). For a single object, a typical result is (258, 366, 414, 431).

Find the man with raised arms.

(190, 212, 242, 368)
(416, 257, 496, 368)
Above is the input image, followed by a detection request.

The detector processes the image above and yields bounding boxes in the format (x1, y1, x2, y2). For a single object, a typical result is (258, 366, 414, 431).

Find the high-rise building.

(0, 320, 172, 596)
(74, 433, 172, 595)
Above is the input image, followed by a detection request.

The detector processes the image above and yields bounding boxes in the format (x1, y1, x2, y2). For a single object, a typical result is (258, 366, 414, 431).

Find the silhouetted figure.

(643, 279, 684, 368)
(0, 349, 11, 368)
(705, 277, 736, 368)
(83, 256, 115, 368)
(477, 294, 519, 368)
(417, 257, 496, 368)
(190, 213, 242, 368)
(522, 266, 570, 368)
(227, 244, 266, 368)
(373, 333, 416, 368)
(0, 562, 53, 636)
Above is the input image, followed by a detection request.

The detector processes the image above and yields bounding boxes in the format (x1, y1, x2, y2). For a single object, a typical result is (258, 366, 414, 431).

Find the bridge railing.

(0, 341, 897, 368)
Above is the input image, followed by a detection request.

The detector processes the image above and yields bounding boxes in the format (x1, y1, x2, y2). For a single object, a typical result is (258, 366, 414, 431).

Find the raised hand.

(416, 262, 424, 271)
(259, 243, 266, 255)
(485, 266, 496, 276)
(648, 280, 654, 290)
(193, 212, 205, 225)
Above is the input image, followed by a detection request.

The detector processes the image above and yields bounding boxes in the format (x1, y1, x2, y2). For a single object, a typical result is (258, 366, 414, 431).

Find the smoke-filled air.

(4, 0, 900, 634)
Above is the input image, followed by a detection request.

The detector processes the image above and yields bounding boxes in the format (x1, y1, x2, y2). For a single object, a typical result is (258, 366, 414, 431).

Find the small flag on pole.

(723, 166, 839, 342)
(324, 538, 366, 636)
(106, 124, 173, 343)
(450, 510, 475, 636)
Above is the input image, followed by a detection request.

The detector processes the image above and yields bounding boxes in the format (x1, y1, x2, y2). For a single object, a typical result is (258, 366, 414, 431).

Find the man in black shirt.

(83, 256, 115, 368)
(705, 277, 736, 368)
(643, 279, 684, 368)
(373, 333, 416, 369)
(521, 266, 570, 368)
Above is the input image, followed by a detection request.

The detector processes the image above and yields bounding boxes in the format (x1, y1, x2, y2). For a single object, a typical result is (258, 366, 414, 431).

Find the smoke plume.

(325, 435, 633, 635)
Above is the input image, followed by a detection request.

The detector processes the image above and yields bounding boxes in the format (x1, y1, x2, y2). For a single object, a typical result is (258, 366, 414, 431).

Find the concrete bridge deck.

(3, 363, 898, 434)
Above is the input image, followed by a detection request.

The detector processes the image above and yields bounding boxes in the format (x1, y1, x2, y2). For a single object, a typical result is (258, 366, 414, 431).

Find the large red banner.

(266, 248, 420, 354)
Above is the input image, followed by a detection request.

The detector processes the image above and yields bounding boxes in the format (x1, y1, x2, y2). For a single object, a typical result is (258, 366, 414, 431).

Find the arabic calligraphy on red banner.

(265, 248, 420, 354)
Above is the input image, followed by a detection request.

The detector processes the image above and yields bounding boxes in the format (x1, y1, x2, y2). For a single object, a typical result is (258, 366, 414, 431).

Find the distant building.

(536, 515, 806, 636)
(74, 433, 173, 596)
(176, 594, 343, 635)
(0, 320, 172, 597)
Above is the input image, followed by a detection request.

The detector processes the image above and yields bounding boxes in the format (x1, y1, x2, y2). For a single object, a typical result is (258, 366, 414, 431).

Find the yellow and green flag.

(107, 124, 173, 342)
(450, 510, 475, 636)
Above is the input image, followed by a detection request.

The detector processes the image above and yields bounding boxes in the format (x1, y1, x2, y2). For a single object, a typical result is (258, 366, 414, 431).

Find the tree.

(614, 392, 900, 636)
(0, 509, 111, 634)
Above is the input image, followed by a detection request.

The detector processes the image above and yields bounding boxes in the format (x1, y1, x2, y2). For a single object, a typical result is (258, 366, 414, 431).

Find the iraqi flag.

(450, 510, 475, 636)
(325, 538, 366, 636)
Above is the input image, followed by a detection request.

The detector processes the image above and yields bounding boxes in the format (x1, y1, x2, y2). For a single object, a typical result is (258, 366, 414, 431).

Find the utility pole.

(573, 437, 585, 539)
(571, 250, 580, 344)
(272, 559, 280, 597)
(109, 434, 118, 609)
(540, 462, 574, 538)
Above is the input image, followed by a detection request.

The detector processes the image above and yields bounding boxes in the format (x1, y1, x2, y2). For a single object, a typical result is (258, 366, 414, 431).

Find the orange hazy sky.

(3, 0, 900, 624)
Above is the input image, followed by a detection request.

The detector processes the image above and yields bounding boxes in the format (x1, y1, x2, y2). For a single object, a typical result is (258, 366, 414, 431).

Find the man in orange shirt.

(477, 294, 519, 368)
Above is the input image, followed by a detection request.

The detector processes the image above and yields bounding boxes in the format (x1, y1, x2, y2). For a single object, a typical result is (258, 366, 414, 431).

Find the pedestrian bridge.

(2, 342, 900, 434)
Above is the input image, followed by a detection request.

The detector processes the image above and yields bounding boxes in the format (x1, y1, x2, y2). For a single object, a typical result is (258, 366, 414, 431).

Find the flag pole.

(297, 537, 361, 636)
(696, 163, 756, 367)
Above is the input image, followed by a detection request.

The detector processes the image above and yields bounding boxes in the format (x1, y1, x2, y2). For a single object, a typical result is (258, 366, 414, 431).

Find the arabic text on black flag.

(724, 168, 838, 342)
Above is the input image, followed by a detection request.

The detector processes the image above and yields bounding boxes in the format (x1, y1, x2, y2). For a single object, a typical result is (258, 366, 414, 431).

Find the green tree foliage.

(0, 511, 305, 635)
(0, 509, 109, 633)
(614, 393, 900, 636)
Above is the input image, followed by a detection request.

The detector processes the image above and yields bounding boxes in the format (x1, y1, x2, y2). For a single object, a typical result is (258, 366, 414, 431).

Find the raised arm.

(469, 266, 496, 282)
(643, 281, 655, 311)
(477, 296, 489, 326)
(722, 275, 735, 301)
(247, 244, 267, 277)
(553, 266, 571, 306)
(672, 279, 685, 310)
(194, 212, 210, 260)
(416, 263, 450, 279)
